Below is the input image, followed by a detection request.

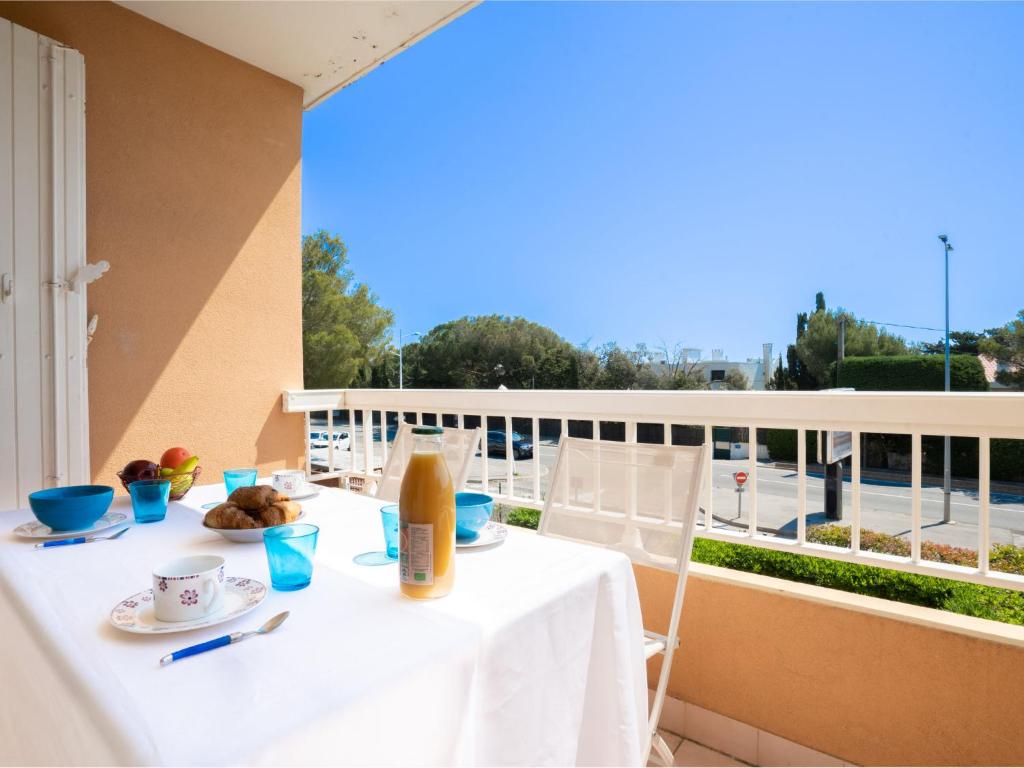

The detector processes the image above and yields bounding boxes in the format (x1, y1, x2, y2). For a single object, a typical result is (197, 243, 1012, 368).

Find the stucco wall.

(0, 1, 305, 485)
(636, 563, 1024, 766)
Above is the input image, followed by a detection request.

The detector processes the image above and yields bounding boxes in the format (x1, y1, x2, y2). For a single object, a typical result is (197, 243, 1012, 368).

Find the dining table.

(0, 481, 648, 766)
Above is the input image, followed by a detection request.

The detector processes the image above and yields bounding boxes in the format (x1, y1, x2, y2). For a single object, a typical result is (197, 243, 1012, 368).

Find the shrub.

(805, 523, 1024, 571)
(505, 506, 540, 530)
(830, 354, 989, 391)
(992, 439, 1024, 483)
(991, 544, 1024, 576)
(763, 429, 817, 463)
(691, 536, 1024, 626)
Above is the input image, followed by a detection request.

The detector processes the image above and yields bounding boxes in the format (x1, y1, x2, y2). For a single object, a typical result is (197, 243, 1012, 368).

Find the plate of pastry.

(202, 485, 304, 543)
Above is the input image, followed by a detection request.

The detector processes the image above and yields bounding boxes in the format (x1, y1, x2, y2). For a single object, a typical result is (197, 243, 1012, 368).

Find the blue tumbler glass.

(128, 479, 171, 524)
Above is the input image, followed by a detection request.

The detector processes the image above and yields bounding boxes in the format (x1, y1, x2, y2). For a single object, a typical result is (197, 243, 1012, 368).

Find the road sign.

(826, 431, 853, 464)
(733, 471, 748, 487)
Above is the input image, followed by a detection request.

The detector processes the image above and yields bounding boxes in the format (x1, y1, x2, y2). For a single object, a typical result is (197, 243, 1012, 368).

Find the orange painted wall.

(636, 564, 1024, 766)
(0, 2, 305, 486)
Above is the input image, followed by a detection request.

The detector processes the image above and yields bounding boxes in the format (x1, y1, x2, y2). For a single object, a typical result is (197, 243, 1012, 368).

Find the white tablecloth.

(0, 484, 647, 766)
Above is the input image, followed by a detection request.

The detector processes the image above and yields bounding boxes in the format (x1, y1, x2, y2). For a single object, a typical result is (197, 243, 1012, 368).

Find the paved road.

(312, 426, 1024, 550)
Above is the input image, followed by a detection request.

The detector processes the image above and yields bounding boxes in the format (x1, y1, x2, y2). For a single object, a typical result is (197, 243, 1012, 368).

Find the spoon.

(159, 611, 290, 666)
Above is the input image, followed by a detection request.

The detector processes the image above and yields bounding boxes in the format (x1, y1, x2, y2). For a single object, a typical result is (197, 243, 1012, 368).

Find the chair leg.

(650, 731, 675, 766)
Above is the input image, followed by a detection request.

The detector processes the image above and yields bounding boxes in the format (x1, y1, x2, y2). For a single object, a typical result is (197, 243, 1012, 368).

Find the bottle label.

(400, 521, 433, 586)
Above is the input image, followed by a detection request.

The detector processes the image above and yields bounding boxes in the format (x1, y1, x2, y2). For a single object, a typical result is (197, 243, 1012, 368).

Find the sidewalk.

(768, 460, 1024, 497)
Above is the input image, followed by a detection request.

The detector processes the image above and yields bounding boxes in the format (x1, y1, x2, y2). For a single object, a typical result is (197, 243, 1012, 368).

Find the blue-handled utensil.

(159, 611, 290, 666)
(35, 526, 130, 549)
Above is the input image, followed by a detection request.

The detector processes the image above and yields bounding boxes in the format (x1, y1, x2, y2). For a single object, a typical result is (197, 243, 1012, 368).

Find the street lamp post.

(939, 235, 954, 523)
(398, 330, 421, 390)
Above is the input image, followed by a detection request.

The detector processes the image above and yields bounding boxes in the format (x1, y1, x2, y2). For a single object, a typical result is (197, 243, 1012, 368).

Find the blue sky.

(302, 1, 1024, 361)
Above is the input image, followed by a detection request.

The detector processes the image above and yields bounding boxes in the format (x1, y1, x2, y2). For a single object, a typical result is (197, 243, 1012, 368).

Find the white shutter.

(0, 19, 89, 510)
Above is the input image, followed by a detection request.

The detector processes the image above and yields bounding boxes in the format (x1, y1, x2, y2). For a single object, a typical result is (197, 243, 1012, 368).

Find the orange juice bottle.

(399, 426, 456, 599)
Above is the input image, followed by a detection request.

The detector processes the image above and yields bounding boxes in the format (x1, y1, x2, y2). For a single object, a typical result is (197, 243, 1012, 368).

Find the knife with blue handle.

(159, 611, 289, 666)
(35, 527, 129, 549)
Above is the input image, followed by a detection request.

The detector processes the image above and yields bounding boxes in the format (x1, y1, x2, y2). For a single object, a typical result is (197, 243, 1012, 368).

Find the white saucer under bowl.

(286, 483, 321, 501)
(109, 576, 267, 634)
(457, 521, 508, 549)
(202, 508, 306, 543)
(15, 511, 128, 540)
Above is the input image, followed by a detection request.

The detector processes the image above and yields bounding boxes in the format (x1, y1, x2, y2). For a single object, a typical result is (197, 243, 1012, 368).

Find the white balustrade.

(284, 388, 1024, 591)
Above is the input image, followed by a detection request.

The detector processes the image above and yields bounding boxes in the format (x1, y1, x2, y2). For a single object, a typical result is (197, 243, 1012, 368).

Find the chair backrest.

(374, 423, 482, 503)
(539, 437, 708, 573)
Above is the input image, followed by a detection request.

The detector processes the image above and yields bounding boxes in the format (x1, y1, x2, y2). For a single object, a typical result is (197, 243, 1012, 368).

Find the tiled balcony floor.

(653, 729, 748, 767)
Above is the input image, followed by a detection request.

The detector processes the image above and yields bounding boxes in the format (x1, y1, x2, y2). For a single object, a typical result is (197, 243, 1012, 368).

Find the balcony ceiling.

(116, 1, 477, 109)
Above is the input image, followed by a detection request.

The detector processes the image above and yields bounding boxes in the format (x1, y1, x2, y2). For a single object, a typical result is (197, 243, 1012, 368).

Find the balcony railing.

(283, 388, 1024, 591)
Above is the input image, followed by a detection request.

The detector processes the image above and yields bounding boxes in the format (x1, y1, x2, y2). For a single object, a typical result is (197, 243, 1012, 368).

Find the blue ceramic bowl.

(28, 485, 114, 532)
(456, 492, 493, 542)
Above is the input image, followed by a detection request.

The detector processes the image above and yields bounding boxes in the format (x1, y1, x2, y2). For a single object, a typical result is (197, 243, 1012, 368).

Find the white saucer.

(457, 522, 508, 549)
(110, 576, 267, 634)
(202, 508, 306, 543)
(286, 483, 321, 501)
(15, 511, 128, 540)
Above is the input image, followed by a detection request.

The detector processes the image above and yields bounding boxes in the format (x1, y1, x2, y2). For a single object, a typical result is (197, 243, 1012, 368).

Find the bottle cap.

(411, 426, 443, 435)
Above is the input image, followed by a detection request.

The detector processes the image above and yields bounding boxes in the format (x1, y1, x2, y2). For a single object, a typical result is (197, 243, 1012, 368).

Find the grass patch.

(498, 505, 1024, 626)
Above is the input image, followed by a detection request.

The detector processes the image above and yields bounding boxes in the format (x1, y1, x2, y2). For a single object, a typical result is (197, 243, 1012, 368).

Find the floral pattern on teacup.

(217, 567, 225, 583)
(158, 578, 168, 592)
(180, 589, 199, 606)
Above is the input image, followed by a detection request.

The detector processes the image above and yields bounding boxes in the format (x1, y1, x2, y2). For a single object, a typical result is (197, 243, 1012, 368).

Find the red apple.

(122, 459, 159, 480)
(160, 447, 191, 470)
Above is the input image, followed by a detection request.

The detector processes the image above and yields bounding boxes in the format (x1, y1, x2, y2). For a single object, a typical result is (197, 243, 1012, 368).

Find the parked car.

(486, 430, 533, 459)
(309, 430, 350, 451)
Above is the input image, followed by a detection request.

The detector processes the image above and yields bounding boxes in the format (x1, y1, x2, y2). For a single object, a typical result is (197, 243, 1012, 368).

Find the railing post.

(626, 420, 638, 522)
(347, 408, 356, 472)
(979, 437, 991, 575)
(480, 413, 489, 495)
(504, 415, 514, 498)
(362, 409, 373, 473)
(327, 409, 336, 473)
(797, 428, 807, 544)
(304, 411, 312, 478)
(703, 424, 713, 530)
(532, 416, 541, 503)
(592, 418, 602, 514)
(911, 433, 922, 563)
(747, 425, 758, 538)
(851, 431, 861, 553)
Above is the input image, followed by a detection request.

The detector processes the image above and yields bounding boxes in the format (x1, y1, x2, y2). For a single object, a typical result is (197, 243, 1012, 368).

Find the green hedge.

(992, 439, 1024, 482)
(692, 537, 1024, 625)
(763, 429, 818, 463)
(830, 354, 988, 391)
(500, 508, 1024, 626)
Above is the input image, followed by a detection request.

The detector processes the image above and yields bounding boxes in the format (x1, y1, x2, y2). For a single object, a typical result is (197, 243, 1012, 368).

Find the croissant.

(258, 500, 301, 527)
(204, 502, 260, 529)
(228, 485, 281, 511)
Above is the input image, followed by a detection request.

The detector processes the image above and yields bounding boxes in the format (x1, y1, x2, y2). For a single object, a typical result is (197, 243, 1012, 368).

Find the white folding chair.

(373, 423, 483, 503)
(538, 437, 708, 767)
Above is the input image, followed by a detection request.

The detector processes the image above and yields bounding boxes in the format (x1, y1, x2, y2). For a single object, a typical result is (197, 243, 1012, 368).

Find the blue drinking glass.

(381, 504, 399, 559)
(224, 468, 258, 494)
(128, 479, 171, 524)
(353, 505, 399, 566)
(263, 524, 319, 591)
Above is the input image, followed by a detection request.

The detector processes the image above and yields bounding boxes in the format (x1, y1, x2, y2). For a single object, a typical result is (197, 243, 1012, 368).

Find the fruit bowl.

(117, 466, 201, 501)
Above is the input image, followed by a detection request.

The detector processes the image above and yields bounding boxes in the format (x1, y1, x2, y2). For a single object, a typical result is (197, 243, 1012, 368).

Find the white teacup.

(272, 469, 305, 496)
(153, 555, 225, 622)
